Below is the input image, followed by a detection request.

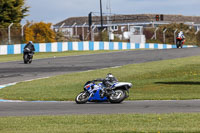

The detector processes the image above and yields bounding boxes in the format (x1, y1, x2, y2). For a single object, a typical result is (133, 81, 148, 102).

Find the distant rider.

(177, 31, 185, 45)
(23, 41, 35, 62)
(24, 41, 35, 53)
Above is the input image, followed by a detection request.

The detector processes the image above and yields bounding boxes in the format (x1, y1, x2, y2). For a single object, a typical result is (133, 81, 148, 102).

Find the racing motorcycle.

(176, 37, 184, 48)
(75, 78, 132, 104)
(23, 48, 34, 64)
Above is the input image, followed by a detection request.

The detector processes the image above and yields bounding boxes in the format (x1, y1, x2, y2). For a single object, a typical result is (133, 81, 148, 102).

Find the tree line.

(0, 0, 63, 44)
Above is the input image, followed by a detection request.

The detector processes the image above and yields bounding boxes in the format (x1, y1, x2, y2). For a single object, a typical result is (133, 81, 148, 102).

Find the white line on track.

(0, 77, 50, 90)
(0, 82, 17, 90)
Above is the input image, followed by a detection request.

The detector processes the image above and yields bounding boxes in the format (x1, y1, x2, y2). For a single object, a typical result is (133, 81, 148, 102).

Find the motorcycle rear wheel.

(108, 89, 126, 103)
(75, 91, 89, 104)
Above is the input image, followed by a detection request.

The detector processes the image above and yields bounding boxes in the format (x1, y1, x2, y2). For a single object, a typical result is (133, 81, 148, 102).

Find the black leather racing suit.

(24, 42, 35, 53)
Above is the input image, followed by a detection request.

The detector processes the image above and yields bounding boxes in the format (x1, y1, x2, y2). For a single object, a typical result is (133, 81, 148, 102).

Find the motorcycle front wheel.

(29, 56, 33, 64)
(108, 89, 126, 103)
(23, 54, 28, 64)
(176, 41, 181, 48)
(75, 91, 90, 104)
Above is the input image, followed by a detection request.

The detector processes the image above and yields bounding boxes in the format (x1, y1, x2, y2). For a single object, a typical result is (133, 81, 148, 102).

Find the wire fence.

(0, 27, 24, 45)
(143, 27, 200, 45)
(1, 25, 200, 45)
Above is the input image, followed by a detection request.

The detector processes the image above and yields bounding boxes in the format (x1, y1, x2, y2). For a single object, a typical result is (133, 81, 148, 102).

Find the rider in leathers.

(23, 41, 35, 60)
(93, 73, 118, 97)
(177, 31, 185, 45)
(24, 41, 35, 53)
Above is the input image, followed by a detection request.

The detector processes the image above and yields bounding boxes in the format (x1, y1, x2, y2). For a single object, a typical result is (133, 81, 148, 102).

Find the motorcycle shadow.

(18, 62, 33, 64)
(75, 101, 125, 104)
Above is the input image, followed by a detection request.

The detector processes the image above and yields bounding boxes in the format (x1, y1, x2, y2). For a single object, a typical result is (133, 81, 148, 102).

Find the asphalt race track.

(0, 100, 200, 116)
(1, 48, 200, 85)
(1, 47, 200, 116)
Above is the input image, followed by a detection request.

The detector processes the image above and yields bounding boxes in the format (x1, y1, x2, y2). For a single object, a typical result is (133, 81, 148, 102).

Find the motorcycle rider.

(93, 73, 118, 98)
(103, 73, 118, 87)
(93, 73, 118, 87)
(23, 41, 35, 63)
(75, 73, 131, 104)
(177, 31, 185, 45)
(24, 41, 35, 53)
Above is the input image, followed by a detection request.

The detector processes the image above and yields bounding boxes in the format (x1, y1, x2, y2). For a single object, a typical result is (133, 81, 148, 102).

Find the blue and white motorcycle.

(75, 75, 132, 104)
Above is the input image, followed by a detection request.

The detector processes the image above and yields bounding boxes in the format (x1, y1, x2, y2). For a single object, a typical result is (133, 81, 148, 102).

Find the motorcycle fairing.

(88, 89, 108, 102)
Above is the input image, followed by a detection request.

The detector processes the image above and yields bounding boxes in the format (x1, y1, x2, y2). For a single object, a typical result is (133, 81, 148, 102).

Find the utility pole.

(106, 0, 112, 41)
(100, 0, 103, 30)
(100, 0, 103, 41)
(88, 12, 92, 41)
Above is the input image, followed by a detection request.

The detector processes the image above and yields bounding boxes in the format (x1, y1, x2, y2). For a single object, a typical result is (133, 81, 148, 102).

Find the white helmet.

(180, 31, 183, 34)
(29, 41, 33, 44)
(107, 73, 114, 78)
(106, 73, 118, 82)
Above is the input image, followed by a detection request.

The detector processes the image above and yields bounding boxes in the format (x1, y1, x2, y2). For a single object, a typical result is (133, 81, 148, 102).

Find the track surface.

(0, 100, 200, 116)
(1, 48, 200, 85)
(1, 48, 200, 116)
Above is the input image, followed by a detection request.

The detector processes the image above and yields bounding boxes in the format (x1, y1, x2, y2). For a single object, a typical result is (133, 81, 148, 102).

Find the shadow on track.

(155, 81, 200, 85)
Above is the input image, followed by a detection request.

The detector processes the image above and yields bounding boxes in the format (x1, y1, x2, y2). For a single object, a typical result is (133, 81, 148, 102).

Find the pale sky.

(22, 0, 200, 24)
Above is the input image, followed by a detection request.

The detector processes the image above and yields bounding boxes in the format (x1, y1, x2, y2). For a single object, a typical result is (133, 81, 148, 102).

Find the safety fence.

(0, 41, 197, 55)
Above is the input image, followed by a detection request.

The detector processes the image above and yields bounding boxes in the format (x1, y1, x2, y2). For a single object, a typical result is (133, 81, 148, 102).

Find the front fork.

(125, 89, 129, 98)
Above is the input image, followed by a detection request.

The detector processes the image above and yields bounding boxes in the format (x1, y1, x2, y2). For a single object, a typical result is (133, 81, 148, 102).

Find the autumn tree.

(24, 21, 56, 43)
(0, 0, 29, 27)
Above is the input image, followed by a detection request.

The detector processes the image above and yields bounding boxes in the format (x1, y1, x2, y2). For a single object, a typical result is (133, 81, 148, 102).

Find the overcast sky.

(22, 0, 200, 24)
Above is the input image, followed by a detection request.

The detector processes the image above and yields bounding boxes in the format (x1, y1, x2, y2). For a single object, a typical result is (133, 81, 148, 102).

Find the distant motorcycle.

(176, 37, 184, 48)
(75, 79, 132, 104)
(23, 48, 34, 64)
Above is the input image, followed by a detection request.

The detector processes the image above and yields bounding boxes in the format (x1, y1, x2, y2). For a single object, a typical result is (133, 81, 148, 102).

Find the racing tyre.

(108, 89, 126, 103)
(176, 41, 181, 48)
(176, 42, 179, 48)
(75, 91, 89, 104)
(23, 54, 28, 64)
(29, 58, 32, 64)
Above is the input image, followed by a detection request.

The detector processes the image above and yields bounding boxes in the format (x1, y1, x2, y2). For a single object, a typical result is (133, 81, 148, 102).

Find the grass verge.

(0, 113, 200, 133)
(1, 56, 200, 101)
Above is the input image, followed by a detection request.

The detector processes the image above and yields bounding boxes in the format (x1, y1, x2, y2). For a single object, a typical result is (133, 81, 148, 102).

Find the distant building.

(53, 14, 200, 41)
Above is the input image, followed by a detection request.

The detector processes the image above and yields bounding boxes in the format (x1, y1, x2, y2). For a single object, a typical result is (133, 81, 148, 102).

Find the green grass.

(0, 113, 200, 133)
(1, 54, 200, 133)
(1, 56, 200, 101)
(0, 50, 123, 63)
